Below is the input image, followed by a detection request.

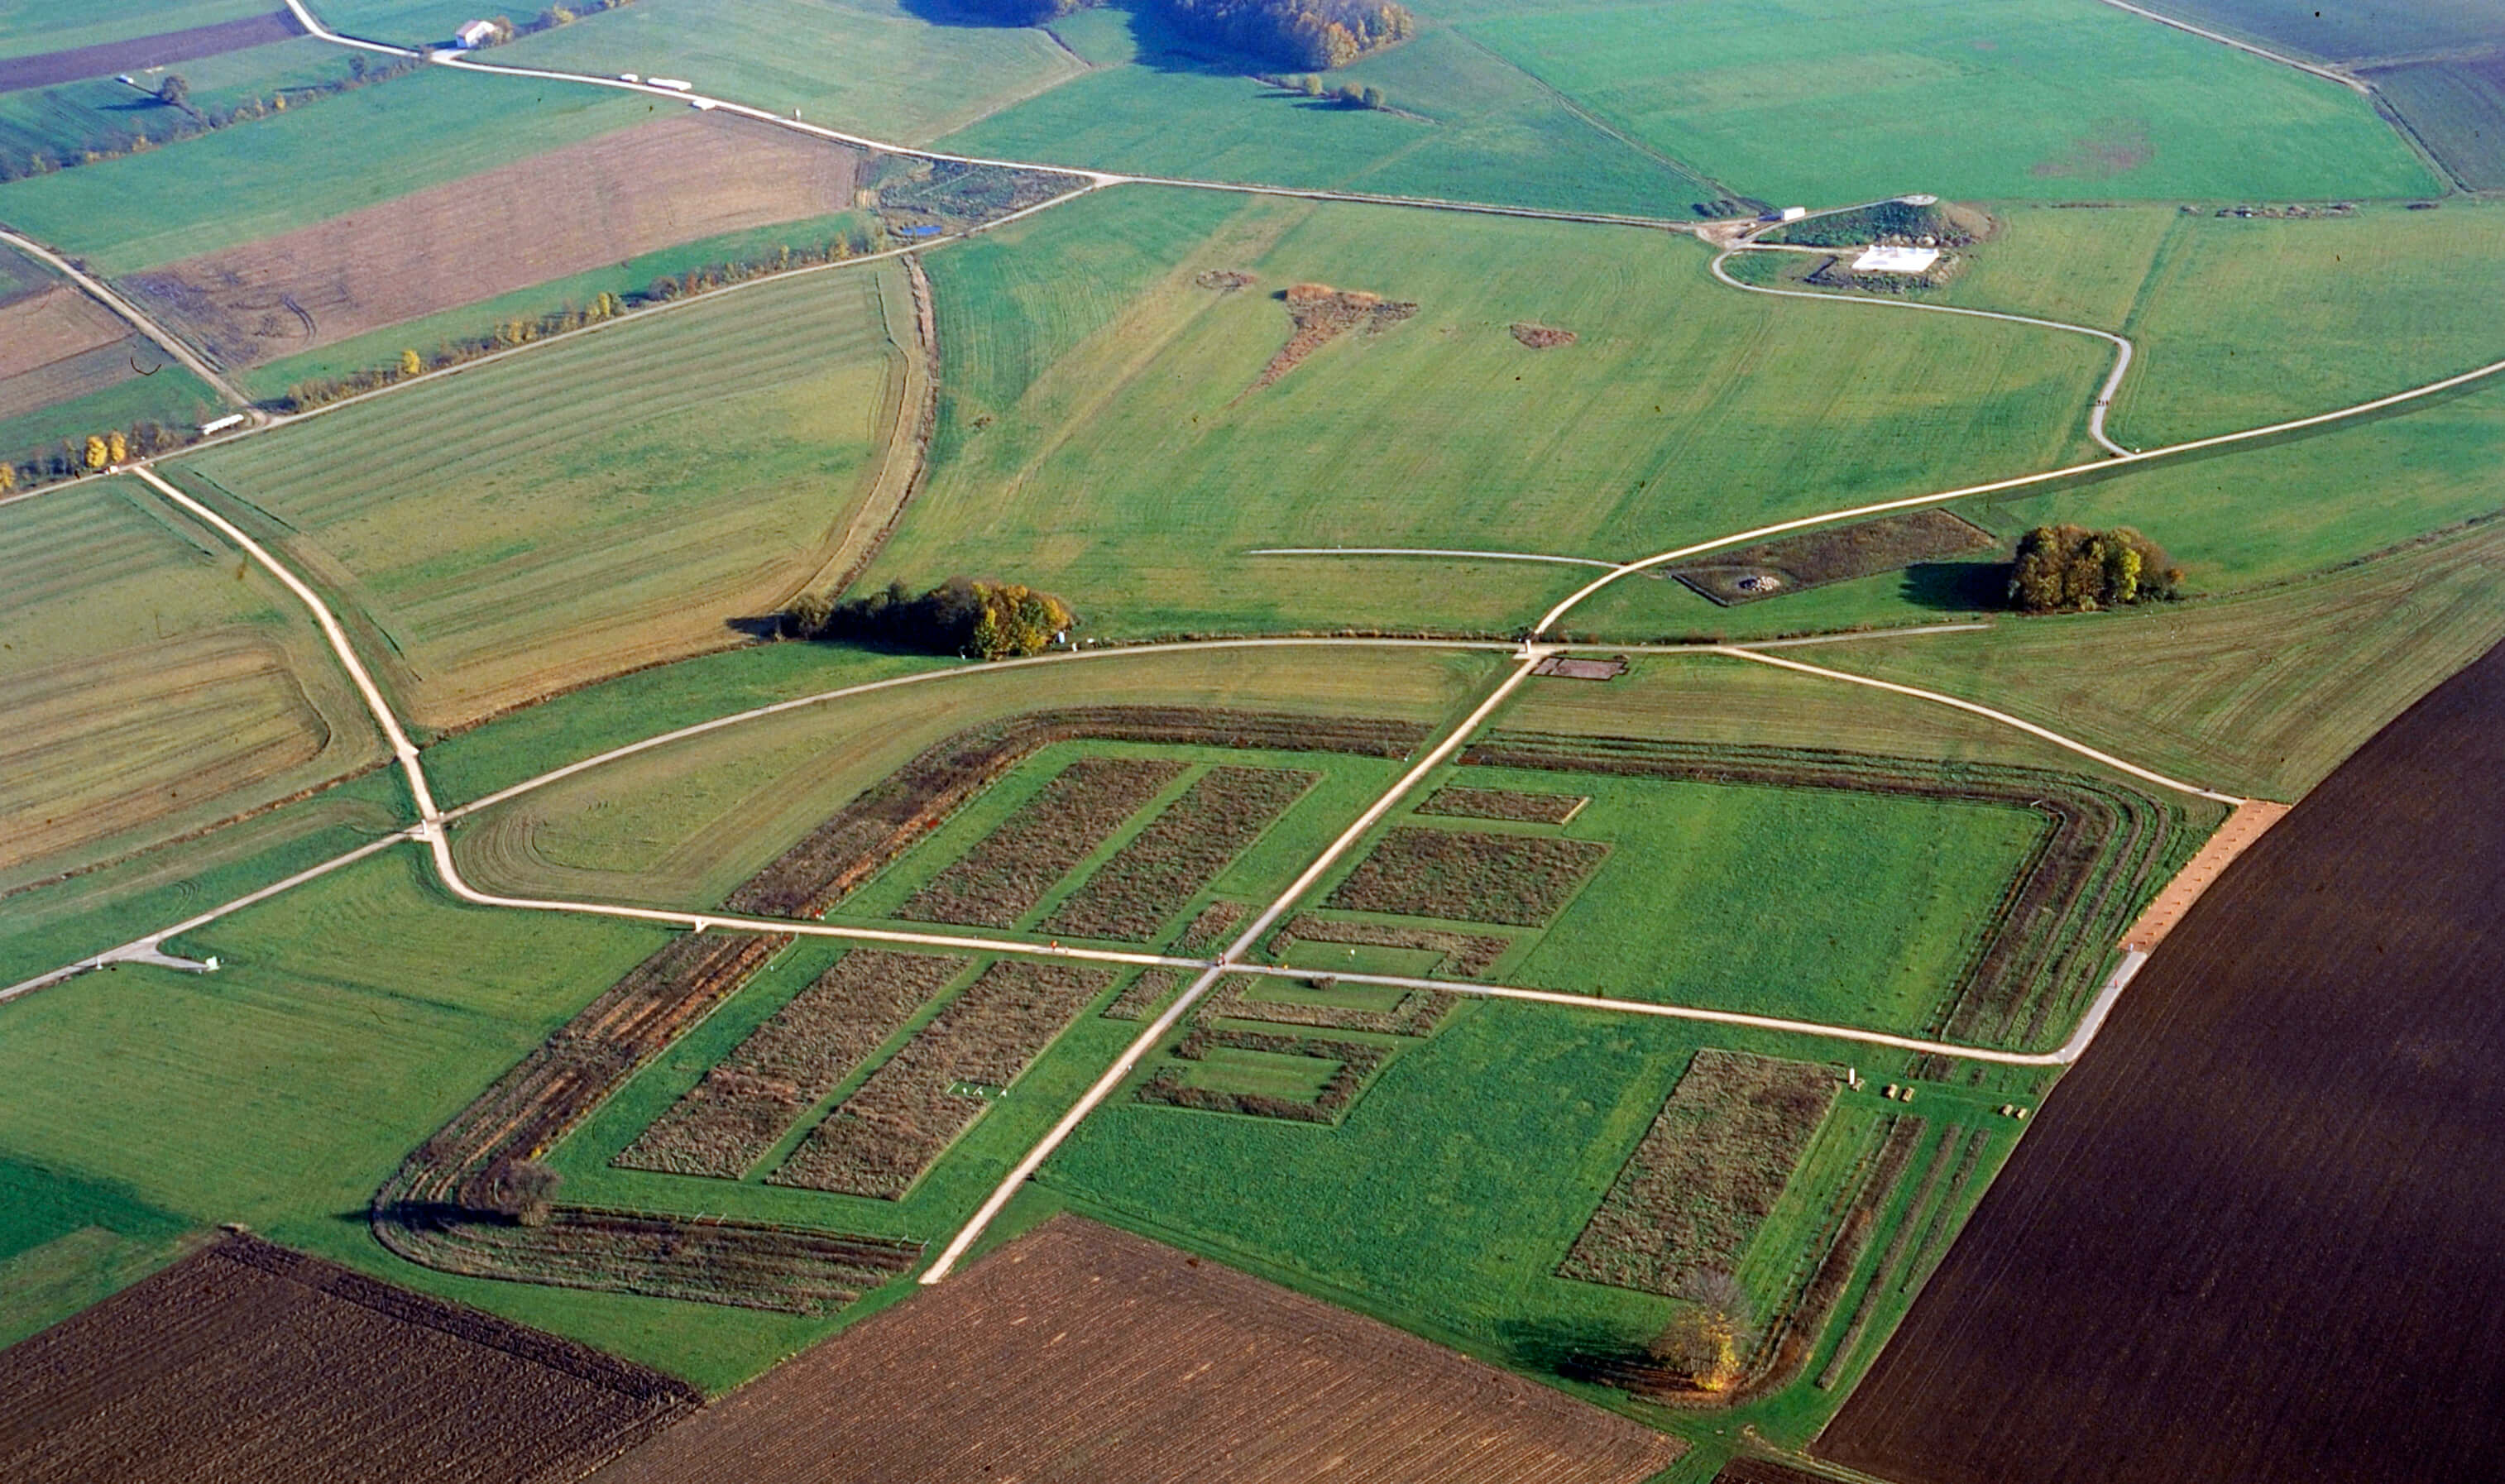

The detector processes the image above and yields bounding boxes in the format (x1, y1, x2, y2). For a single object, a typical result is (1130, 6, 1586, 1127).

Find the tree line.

(2, 421, 190, 495)
(956, 0, 1413, 69)
(0, 53, 421, 183)
(784, 577, 1075, 660)
(2008, 524, 2182, 612)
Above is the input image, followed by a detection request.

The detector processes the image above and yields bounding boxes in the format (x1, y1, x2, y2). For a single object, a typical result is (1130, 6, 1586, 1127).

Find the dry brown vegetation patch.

(772, 960, 1108, 1199)
(1269, 912, 1510, 977)
(0, 1232, 696, 1484)
(614, 950, 964, 1180)
(1195, 268, 1257, 291)
(1671, 509, 1994, 606)
(591, 1216, 1683, 1484)
(1559, 1050, 1837, 1298)
(126, 115, 860, 366)
(1252, 281, 1418, 390)
(1418, 785, 1588, 825)
(1102, 965, 1186, 1021)
(1327, 826, 1607, 926)
(0, 286, 128, 380)
(1042, 767, 1319, 941)
(899, 756, 1184, 926)
(1510, 322, 1577, 348)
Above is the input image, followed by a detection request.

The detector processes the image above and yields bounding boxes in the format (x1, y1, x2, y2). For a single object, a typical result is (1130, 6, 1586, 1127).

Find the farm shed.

(451, 20, 499, 49)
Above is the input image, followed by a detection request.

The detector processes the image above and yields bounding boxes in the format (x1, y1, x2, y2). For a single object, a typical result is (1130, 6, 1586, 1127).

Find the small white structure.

(200, 413, 247, 436)
(617, 71, 641, 83)
(648, 77, 694, 92)
(451, 19, 499, 48)
(1899, 193, 1940, 206)
(1779, 205, 1808, 222)
(1851, 245, 1941, 274)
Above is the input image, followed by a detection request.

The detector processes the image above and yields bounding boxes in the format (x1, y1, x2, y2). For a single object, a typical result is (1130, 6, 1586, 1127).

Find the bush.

(2007, 524, 2182, 613)
(785, 576, 1075, 659)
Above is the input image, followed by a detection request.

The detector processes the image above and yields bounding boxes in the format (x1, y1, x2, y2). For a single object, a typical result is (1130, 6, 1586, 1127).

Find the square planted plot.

(1043, 766, 1319, 941)
(1327, 826, 1608, 926)
(898, 755, 1185, 927)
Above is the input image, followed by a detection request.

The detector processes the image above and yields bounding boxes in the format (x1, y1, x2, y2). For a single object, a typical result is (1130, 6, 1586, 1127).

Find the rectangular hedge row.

(898, 757, 1185, 927)
(1326, 826, 1608, 927)
(1415, 786, 1590, 825)
(612, 950, 966, 1180)
(771, 960, 1108, 1199)
(1266, 912, 1510, 979)
(1136, 1026, 1391, 1125)
(1200, 974, 1454, 1037)
(1042, 768, 1318, 941)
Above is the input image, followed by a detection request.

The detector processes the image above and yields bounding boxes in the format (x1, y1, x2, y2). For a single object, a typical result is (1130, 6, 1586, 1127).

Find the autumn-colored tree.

(0, 464, 15, 493)
(2008, 524, 2180, 613)
(785, 575, 1075, 658)
(107, 431, 127, 464)
(1649, 1271, 1758, 1393)
(399, 348, 422, 377)
(84, 435, 109, 472)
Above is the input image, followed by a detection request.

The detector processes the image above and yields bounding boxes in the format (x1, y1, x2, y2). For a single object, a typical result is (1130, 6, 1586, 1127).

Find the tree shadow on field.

(1899, 559, 2009, 612)
(1496, 1316, 1652, 1382)
(895, 0, 1353, 91)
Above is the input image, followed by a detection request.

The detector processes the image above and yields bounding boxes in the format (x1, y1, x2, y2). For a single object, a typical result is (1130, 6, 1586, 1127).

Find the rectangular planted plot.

(1102, 966, 1185, 1022)
(1042, 767, 1319, 941)
(1269, 913, 1511, 978)
(1327, 826, 1608, 926)
(1416, 785, 1591, 825)
(1204, 974, 1455, 1037)
(899, 755, 1185, 926)
(613, 950, 965, 1179)
(1559, 1050, 1837, 1297)
(772, 960, 1108, 1199)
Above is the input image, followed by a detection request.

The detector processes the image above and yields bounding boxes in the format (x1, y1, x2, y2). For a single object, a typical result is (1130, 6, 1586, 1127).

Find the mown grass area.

(239, 208, 884, 403)
(1317, 762, 2050, 1036)
(0, 0, 269, 59)
(1042, 995, 2025, 1444)
(0, 1153, 194, 1348)
(0, 65, 647, 273)
(490, 0, 1088, 146)
(0, 478, 386, 891)
(178, 261, 908, 734)
(941, 10, 1712, 218)
(1808, 516, 2505, 802)
(869, 189, 2105, 639)
(0, 849, 852, 1385)
(1453, 0, 2436, 205)
(448, 644, 1497, 910)
(0, 36, 355, 179)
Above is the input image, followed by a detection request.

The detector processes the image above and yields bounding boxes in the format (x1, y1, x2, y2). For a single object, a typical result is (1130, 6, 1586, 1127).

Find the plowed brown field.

(1817, 639, 2505, 1484)
(0, 1232, 696, 1484)
(590, 1216, 1684, 1484)
(126, 115, 860, 366)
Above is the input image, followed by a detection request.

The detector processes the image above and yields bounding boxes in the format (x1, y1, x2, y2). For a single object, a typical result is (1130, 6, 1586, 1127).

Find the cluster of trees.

(784, 577, 1076, 660)
(2007, 524, 2183, 613)
(282, 232, 879, 411)
(0, 55, 422, 183)
(1276, 73, 1387, 108)
(954, 0, 1411, 69)
(2, 422, 190, 495)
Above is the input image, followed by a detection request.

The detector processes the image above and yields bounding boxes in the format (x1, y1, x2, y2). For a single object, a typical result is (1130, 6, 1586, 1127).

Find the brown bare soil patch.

(0, 1231, 694, 1484)
(1462, 733, 2202, 1048)
(614, 950, 964, 1179)
(772, 960, 1108, 1198)
(591, 1216, 1682, 1484)
(1716, 1462, 1831, 1484)
(1250, 281, 1418, 390)
(1418, 784, 1589, 824)
(2120, 796, 2287, 950)
(0, 12, 300, 94)
(1270, 911, 1511, 977)
(1560, 1051, 1837, 1297)
(1818, 639, 2505, 1484)
(1672, 509, 1995, 605)
(1328, 826, 1607, 926)
(899, 755, 1183, 926)
(1510, 322, 1577, 348)
(1195, 268, 1257, 291)
(0, 286, 127, 380)
(2030, 121, 2155, 178)
(125, 115, 860, 367)
(1042, 766, 1319, 941)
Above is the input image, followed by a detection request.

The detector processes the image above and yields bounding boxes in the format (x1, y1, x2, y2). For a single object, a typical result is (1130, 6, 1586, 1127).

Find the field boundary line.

(0, 227, 256, 412)
(1250, 546, 1621, 570)
(1710, 644, 2246, 803)
(1709, 247, 2136, 456)
(920, 649, 1546, 1283)
(1533, 348, 2505, 636)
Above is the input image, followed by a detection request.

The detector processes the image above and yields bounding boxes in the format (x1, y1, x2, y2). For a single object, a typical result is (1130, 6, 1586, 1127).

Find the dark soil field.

(0, 1232, 695, 1484)
(1670, 510, 1994, 606)
(125, 116, 860, 366)
(1818, 640, 2505, 1484)
(900, 755, 1182, 926)
(586, 1216, 1685, 1484)
(0, 12, 300, 94)
(1328, 826, 1608, 926)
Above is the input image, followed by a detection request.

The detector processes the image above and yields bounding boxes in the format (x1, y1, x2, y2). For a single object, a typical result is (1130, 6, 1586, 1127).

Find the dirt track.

(126, 115, 860, 367)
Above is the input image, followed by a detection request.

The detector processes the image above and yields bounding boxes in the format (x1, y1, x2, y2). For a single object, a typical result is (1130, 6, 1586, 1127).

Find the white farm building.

(451, 19, 500, 48)
(1851, 245, 1941, 274)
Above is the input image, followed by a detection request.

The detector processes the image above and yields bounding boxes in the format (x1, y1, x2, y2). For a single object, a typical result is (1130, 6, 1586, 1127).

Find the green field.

(942, 11, 1713, 218)
(450, 644, 1499, 908)
(1453, 0, 2438, 204)
(0, 0, 271, 59)
(0, 1155, 194, 1348)
(178, 261, 911, 733)
(1316, 762, 2052, 1036)
(491, 0, 1089, 146)
(0, 65, 645, 273)
(872, 186, 2107, 639)
(0, 478, 385, 890)
(0, 36, 357, 179)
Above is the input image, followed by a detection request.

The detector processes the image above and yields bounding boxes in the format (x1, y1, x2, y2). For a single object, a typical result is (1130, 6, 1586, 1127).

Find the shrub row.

(1101, 966, 1186, 1022)
(1200, 974, 1453, 1036)
(1325, 826, 1608, 926)
(1414, 785, 1588, 825)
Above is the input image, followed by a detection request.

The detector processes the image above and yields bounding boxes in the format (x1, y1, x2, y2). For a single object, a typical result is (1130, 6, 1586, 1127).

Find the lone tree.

(475, 1158, 563, 1227)
(1648, 1271, 1758, 1393)
(156, 74, 189, 108)
(2007, 524, 2182, 613)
